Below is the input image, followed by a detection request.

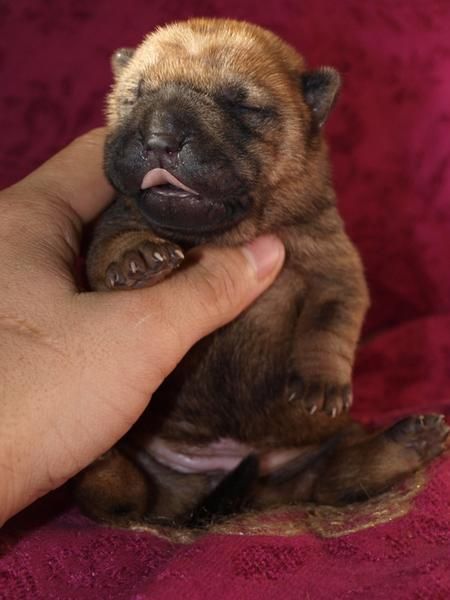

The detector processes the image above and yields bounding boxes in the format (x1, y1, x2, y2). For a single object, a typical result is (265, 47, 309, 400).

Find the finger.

(79, 235, 285, 393)
(160, 236, 286, 345)
(15, 128, 114, 224)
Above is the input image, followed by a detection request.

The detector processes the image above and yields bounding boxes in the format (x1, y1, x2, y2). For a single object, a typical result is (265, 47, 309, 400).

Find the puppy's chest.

(147, 267, 302, 440)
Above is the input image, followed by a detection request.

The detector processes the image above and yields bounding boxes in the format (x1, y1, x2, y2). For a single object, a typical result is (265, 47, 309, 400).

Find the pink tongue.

(141, 168, 199, 195)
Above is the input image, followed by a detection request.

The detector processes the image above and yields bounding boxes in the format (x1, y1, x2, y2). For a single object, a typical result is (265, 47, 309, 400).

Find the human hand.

(0, 129, 284, 525)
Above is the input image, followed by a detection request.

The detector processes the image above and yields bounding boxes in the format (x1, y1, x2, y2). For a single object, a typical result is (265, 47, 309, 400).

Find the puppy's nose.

(146, 132, 182, 156)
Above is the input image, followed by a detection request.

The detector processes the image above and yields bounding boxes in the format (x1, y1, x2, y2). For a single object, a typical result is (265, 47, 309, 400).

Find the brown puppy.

(77, 19, 448, 527)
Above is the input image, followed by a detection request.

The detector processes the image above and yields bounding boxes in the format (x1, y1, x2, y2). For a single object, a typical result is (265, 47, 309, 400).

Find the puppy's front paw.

(105, 240, 184, 289)
(287, 374, 352, 418)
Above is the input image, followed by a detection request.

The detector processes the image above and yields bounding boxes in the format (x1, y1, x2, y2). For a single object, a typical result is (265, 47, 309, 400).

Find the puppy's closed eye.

(218, 86, 277, 124)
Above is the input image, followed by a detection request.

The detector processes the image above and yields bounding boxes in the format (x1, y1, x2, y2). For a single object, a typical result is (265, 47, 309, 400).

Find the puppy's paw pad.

(105, 241, 184, 289)
(387, 414, 449, 462)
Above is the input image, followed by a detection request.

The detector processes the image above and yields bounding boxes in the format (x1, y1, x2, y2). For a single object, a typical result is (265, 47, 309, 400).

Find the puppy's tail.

(183, 454, 259, 529)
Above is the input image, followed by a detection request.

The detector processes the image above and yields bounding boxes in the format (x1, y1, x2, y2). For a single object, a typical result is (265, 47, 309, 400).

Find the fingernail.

(241, 235, 285, 280)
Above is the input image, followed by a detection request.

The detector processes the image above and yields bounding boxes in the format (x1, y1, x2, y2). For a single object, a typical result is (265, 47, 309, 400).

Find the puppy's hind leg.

(312, 414, 449, 505)
(75, 449, 153, 525)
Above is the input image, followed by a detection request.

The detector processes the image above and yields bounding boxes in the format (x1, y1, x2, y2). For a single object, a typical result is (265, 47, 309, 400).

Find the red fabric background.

(1, 1, 450, 598)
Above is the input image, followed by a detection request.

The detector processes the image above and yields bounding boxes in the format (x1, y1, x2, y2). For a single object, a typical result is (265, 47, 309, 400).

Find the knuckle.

(156, 307, 187, 358)
(196, 258, 243, 317)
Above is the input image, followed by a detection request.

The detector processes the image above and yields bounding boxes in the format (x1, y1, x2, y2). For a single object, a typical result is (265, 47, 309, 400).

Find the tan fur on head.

(107, 19, 305, 130)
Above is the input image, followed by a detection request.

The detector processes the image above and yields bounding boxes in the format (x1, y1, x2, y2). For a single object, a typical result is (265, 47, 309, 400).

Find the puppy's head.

(105, 19, 340, 244)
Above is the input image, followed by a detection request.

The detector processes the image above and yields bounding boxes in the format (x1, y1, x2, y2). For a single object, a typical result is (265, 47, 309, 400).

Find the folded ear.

(300, 67, 341, 129)
(111, 47, 135, 78)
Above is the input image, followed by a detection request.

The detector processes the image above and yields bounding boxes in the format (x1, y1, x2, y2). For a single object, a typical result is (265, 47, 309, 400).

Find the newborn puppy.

(77, 19, 448, 527)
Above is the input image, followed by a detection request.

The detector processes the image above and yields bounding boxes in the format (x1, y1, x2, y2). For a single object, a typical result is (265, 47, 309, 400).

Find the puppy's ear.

(111, 48, 135, 78)
(300, 67, 341, 129)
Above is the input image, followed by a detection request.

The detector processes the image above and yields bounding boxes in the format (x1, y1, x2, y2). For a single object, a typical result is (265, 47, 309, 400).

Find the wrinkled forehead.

(122, 24, 303, 98)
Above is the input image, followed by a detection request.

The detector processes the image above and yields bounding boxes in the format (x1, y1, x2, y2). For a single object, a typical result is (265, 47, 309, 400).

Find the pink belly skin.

(147, 437, 305, 476)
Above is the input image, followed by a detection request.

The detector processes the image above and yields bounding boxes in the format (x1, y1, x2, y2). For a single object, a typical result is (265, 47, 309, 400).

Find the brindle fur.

(76, 19, 448, 527)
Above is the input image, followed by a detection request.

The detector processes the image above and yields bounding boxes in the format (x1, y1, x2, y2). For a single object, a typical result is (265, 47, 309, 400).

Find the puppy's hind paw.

(385, 414, 449, 463)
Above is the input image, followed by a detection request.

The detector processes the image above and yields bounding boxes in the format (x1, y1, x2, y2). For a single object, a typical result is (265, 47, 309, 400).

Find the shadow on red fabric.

(1, 1, 449, 599)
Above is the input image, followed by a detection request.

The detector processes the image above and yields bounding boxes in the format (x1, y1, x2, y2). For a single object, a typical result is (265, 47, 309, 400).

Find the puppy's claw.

(343, 390, 353, 411)
(106, 264, 126, 289)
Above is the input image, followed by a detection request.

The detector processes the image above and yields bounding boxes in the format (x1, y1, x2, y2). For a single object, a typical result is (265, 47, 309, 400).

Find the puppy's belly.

(146, 437, 306, 476)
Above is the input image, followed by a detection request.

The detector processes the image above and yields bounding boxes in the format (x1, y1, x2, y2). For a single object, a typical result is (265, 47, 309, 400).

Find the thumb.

(81, 235, 285, 396)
